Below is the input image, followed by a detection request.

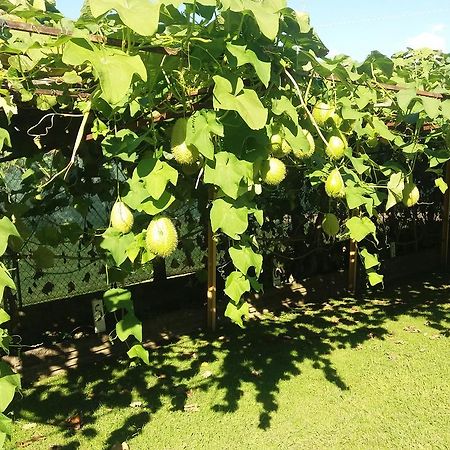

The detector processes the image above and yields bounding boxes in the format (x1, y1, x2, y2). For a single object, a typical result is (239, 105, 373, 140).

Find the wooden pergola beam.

(0, 18, 174, 55)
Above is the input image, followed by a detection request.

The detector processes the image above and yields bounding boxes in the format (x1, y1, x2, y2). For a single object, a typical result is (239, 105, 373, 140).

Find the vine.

(0, 1, 449, 445)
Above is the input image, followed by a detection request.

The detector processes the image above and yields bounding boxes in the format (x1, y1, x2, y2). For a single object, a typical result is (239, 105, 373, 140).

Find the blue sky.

(56, 0, 450, 60)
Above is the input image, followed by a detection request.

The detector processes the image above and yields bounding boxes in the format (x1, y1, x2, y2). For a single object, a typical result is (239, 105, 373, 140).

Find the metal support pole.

(440, 162, 450, 265)
(207, 189, 217, 331)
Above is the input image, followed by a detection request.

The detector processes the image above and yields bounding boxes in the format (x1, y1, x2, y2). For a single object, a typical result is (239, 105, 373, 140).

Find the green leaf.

(345, 216, 377, 243)
(122, 178, 176, 215)
(435, 177, 448, 194)
(127, 344, 150, 365)
(360, 248, 379, 270)
(89, 0, 161, 36)
(62, 70, 83, 84)
(204, 152, 253, 199)
(421, 97, 441, 119)
(0, 129, 11, 152)
(222, 0, 283, 40)
(36, 95, 57, 111)
(386, 171, 405, 210)
(371, 117, 396, 141)
(186, 110, 223, 160)
(32, 246, 55, 269)
(116, 312, 142, 342)
(401, 142, 424, 155)
(100, 229, 135, 266)
(0, 266, 15, 301)
(0, 310, 9, 326)
(425, 147, 450, 168)
(229, 244, 263, 276)
(349, 155, 370, 175)
(0, 217, 20, 257)
(224, 300, 249, 328)
(396, 88, 417, 113)
(0, 365, 20, 412)
(345, 186, 370, 211)
(271, 96, 298, 125)
(295, 11, 311, 33)
(212, 75, 267, 130)
(0, 412, 12, 447)
(102, 129, 145, 162)
(226, 43, 271, 87)
(441, 100, 450, 120)
(103, 288, 133, 313)
(135, 156, 178, 200)
(210, 198, 249, 239)
(62, 39, 147, 105)
(367, 269, 384, 286)
(224, 271, 250, 303)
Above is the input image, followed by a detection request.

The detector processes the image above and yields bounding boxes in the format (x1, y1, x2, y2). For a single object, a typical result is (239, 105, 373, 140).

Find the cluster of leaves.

(0, 217, 21, 447)
(0, 0, 449, 375)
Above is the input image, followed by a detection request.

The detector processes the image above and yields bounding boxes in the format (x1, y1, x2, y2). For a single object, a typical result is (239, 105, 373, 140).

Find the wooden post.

(348, 209, 358, 294)
(348, 238, 358, 294)
(440, 162, 450, 265)
(207, 189, 217, 331)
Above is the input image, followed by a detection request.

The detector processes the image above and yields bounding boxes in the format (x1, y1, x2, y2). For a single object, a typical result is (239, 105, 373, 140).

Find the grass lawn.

(7, 274, 450, 450)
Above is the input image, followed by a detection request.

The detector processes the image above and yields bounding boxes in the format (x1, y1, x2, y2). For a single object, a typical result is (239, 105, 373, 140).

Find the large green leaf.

(204, 152, 253, 199)
(367, 269, 384, 286)
(271, 96, 299, 125)
(186, 110, 223, 160)
(224, 300, 249, 328)
(421, 97, 441, 119)
(100, 229, 135, 266)
(127, 344, 150, 365)
(345, 216, 377, 243)
(0, 218, 20, 257)
(116, 312, 142, 342)
(360, 248, 379, 270)
(226, 43, 271, 87)
(229, 244, 263, 276)
(222, 0, 284, 40)
(0, 412, 12, 448)
(213, 76, 267, 130)
(89, 0, 161, 36)
(224, 271, 250, 303)
(123, 181, 176, 215)
(210, 198, 249, 239)
(0, 362, 20, 412)
(32, 246, 55, 269)
(62, 39, 147, 105)
(103, 288, 133, 313)
(396, 88, 417, 113)
(102, 129, 145, 162)
(386, 171, 405, 210)
(135, 156, 178, 200)
(0, 129, 11, 152)
(0, 267, 14, 308)
(435, 177, 448, 194)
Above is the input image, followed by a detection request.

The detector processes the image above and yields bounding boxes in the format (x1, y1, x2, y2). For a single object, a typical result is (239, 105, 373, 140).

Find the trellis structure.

(1, 13, 450, 326)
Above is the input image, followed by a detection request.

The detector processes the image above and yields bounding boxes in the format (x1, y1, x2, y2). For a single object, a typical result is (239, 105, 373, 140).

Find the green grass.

(8, 274, 450, 450)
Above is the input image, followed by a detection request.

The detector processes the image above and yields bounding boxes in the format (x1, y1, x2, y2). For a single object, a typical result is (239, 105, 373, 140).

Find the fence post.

(440, 161, 450, 265)
(348, 238, 358, 294)
(207, 188, 217, 331)
(348, 210, 358, 294)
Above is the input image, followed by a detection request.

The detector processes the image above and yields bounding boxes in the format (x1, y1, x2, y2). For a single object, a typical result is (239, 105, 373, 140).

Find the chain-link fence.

(1, 161, 207, 308)
(0, 156, 445, 309)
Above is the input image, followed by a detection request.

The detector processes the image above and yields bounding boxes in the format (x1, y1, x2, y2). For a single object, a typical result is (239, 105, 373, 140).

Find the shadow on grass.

(12, 272, 450, 447)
